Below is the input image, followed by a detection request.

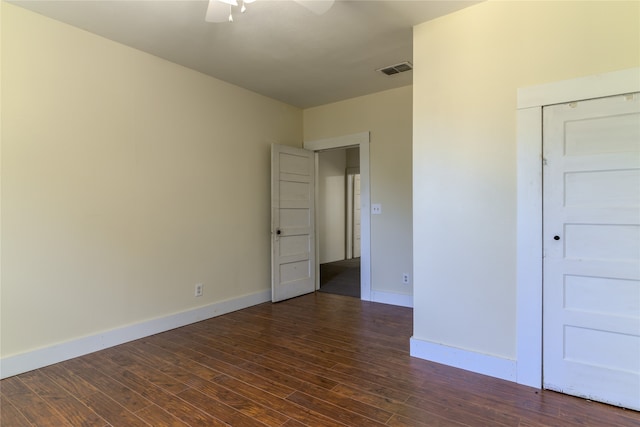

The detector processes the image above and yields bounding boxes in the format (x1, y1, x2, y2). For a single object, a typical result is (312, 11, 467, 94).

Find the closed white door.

(543, 93, 640, 410)
(271, 144, 316, 302)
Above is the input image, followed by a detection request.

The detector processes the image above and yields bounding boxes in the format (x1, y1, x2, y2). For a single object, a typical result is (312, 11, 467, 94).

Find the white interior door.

(271, 144, 315, 302)
(543, 93, 640, 410)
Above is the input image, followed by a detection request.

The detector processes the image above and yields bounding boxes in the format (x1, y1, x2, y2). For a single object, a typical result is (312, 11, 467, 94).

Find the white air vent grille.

(377, 61, 413, 76)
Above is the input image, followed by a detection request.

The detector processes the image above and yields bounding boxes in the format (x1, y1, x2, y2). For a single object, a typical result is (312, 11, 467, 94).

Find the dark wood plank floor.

(2, 292, 639, 426)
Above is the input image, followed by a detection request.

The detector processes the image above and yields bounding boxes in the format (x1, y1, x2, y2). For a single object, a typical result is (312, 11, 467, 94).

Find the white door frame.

(516, 67, 640, 388)
(304, 132, 371, 301)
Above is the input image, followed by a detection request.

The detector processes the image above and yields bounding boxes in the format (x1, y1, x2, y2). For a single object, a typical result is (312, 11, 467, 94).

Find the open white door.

(543, 93, 640, 410)
(271, 144, 316, 302)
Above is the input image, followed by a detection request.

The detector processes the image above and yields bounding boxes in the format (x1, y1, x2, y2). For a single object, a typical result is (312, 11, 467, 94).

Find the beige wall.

(0, 2, 3, 356)
(413, 0, 640, 359)
(304, 86, 413, 297)
(317, 149, 347, 264)
(346, 147, 359, 169)
(1, 3, 301, 358)
(317, 147, 362, 264)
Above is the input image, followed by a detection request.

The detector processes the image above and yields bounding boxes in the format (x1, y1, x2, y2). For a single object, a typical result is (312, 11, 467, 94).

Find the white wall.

(304, 86, 413, 302)
(1, 3, 301, 366)
(412, 0, 640, 375)
(317, 149, 347, 264)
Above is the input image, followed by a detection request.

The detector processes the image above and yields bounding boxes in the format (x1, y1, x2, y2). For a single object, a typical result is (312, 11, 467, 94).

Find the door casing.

(515, 67, 640, 388)
(304, 132, 371, 301)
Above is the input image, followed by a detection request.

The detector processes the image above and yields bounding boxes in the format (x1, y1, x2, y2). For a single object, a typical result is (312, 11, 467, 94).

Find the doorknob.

(276, 229, 282, 235)
(553, 235, 560, 240)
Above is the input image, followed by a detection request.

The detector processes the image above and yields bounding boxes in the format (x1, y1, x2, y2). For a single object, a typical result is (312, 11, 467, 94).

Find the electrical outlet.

(195, 283, 203, 297)
(402, 273, 410, 285)
(372, 204, 382, 215)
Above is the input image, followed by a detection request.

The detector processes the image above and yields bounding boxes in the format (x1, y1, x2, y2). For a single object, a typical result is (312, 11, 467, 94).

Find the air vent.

(377, 61, 413, 76)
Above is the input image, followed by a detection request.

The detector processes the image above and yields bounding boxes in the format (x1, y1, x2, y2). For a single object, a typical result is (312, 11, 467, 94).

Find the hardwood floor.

(2, 292, 639, 426)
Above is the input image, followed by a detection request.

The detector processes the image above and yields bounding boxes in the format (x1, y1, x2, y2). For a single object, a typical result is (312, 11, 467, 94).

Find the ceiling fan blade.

(205, 0, 229, 22)
(206, 0, 334, 23)
(294, 0, 335, 15)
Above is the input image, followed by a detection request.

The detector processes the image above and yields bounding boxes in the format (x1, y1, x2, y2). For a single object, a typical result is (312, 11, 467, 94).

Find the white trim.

(304, 132, 369, 151)
(313, 152, 321, 290)
(515, 106, 543, 388)
(304, 132, 372, 301)
(410, 337, 516, 382)
(371, 291, 413, 308)
(0, 290, 271, 379)
(516, 67, 640, 389)
(517, 68, 640, 109)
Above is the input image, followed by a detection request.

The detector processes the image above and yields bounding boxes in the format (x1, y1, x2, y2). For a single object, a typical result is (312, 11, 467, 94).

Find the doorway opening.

(304, 131, 371, 301)
(316, 147, 361, 298)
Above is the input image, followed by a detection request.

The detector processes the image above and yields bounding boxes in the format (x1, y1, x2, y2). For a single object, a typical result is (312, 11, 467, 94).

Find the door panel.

(543, 93, 640, 410)
(271, 144, 315, 302)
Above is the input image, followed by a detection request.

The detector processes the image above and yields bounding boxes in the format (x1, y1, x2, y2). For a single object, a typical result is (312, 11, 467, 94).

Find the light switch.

(372, 204, 382, 215)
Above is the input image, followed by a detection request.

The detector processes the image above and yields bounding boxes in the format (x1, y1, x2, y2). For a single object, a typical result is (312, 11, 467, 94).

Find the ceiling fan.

(206, 0, 335, 23)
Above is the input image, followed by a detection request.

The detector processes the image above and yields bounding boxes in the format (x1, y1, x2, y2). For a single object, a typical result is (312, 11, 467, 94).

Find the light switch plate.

(372, 204, 382, 215)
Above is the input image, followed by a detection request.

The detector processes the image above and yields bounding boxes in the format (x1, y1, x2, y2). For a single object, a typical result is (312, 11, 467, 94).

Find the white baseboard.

(410, 337, 517, 382)
(370, 290, 413, 308)
(0, 290, 271, 379)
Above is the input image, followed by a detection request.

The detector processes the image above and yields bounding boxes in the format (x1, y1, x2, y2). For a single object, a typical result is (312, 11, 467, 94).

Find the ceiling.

(8, 0, 479, 108)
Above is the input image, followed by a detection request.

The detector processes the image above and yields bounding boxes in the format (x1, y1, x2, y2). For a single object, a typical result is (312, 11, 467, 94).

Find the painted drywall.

(346, 147, 359, 169)
(0, 2, 3, 361)
(317, 149, 347, 264)
(413, 0, 640, 361)
(317, 146, 361, 264)
(304, 86, 413, 297)
(1, 3, 301, 359)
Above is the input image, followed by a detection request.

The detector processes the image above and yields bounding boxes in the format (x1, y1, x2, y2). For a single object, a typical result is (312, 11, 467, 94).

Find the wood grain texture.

(2, 292, 639, 426)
